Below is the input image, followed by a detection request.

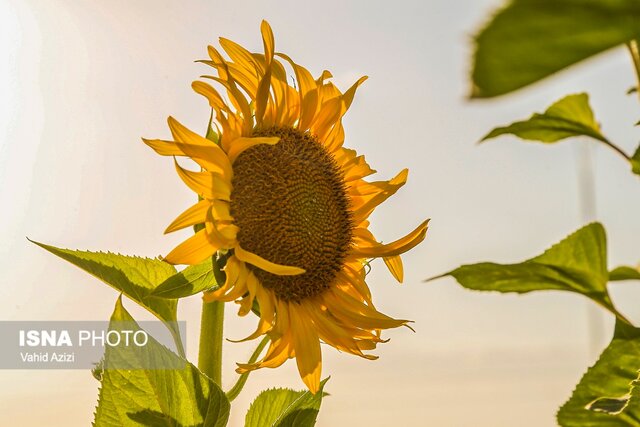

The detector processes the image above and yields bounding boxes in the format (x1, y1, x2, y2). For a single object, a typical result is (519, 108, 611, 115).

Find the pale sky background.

(1, 0, 640, 426)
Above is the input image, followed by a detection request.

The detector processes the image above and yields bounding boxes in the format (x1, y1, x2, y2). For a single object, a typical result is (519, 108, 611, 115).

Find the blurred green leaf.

(482, 93, 607, 143)
(31, 241, 184, 354)
(94, 297, 230, 427)
(609, 266, 640, 281)
(433, 223, 627, 320)
(471, 0, 640, 98)
(151, 258, 216, 299)
(245, 379, 329, 427)
(631, 144, 640, 175)
(557, 320, 640, 426)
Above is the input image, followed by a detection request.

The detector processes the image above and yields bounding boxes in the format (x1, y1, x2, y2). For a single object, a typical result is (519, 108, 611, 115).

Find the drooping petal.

(229, 285, 275, 342)
(203, 256, 248, 302)
(237, 272, 259, 316)
(337, 265, 372, 304)
(235, 245, 305, 276)
(303, 304, 378, 360)
(290, 304, 322, 394)
(383, 255, 404, 283)
(237, 336, 291, 372)
(351, 220, 429, 258)
(326, 288, 409, 330)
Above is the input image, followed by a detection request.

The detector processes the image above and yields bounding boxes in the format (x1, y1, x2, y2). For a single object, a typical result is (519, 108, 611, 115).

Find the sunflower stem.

(198, 298, 225, 385)
(226, 335, 270, 402)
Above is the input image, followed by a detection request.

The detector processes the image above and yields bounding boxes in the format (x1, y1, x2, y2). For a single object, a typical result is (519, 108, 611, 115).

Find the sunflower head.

(144, 21, 429, 393)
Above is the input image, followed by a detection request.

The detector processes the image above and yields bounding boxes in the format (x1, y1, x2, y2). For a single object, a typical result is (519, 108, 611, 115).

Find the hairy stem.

(198, 299, 225, 384)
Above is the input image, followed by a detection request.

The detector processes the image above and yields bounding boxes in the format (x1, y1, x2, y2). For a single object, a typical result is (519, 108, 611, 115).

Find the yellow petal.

(204, 206, 238, 246)
(334, 147, 376, 181)
(383, 255, 404, 283)
(289, 304, 322, 394)
(174, 160, 231, 201)
(207, 45, 253, 134)
(167, 117, 232, 178)
(191, 81, 229, 114)
(276, 53, 318, 129)
(254, 69, 272, 126)
(229, 285, 275, 342)
(237, 336, 291, 372)
(303, 302, 374, 359)
(351, 169, 409, 224)
(327, 288, 409, 330)
(227, 136, 280, 164)
(219, 37, 259, 77)
(337, 267, 372, 304)
(315, 70, 333, 85)
(164, 229, 219, 265)
(209, 199, 234, 223)
(323, 121, 345, 153)
(235, 245, 305, 276)
(260, 20, 275, 64)
(310, 95, 341, 138)
(203, 256, 249, 302)
(352, 220, 430, 258)
(165, 199, 210, 234)
(237, 272, 258, 316)
(341, 76, 368, 112)
(141, 138, 184, 156)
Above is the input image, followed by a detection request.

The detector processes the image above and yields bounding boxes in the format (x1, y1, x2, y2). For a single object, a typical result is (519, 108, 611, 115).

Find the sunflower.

(144, 21, 429, 394)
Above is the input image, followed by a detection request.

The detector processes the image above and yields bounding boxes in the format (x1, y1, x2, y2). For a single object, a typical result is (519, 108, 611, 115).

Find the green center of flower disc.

(230, 127, 353, 302)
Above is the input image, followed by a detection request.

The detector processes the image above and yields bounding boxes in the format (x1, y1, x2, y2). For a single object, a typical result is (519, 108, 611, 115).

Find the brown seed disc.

(230, 127, 353, 302)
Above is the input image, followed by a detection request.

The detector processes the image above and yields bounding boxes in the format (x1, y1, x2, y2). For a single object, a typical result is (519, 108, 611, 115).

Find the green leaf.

(94, 297, 230, 427)
(609, 266, 640, 281)
(30, 241, 184, 354)
(434, 223, 625, 319)
(481, 93, 607, 144)
(557, 320, 640, 426)
(151, 258, 216, 299)
(245, 379, 329, 427)
(631, 144, 640, 175)
(471, 0, 640, 98)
